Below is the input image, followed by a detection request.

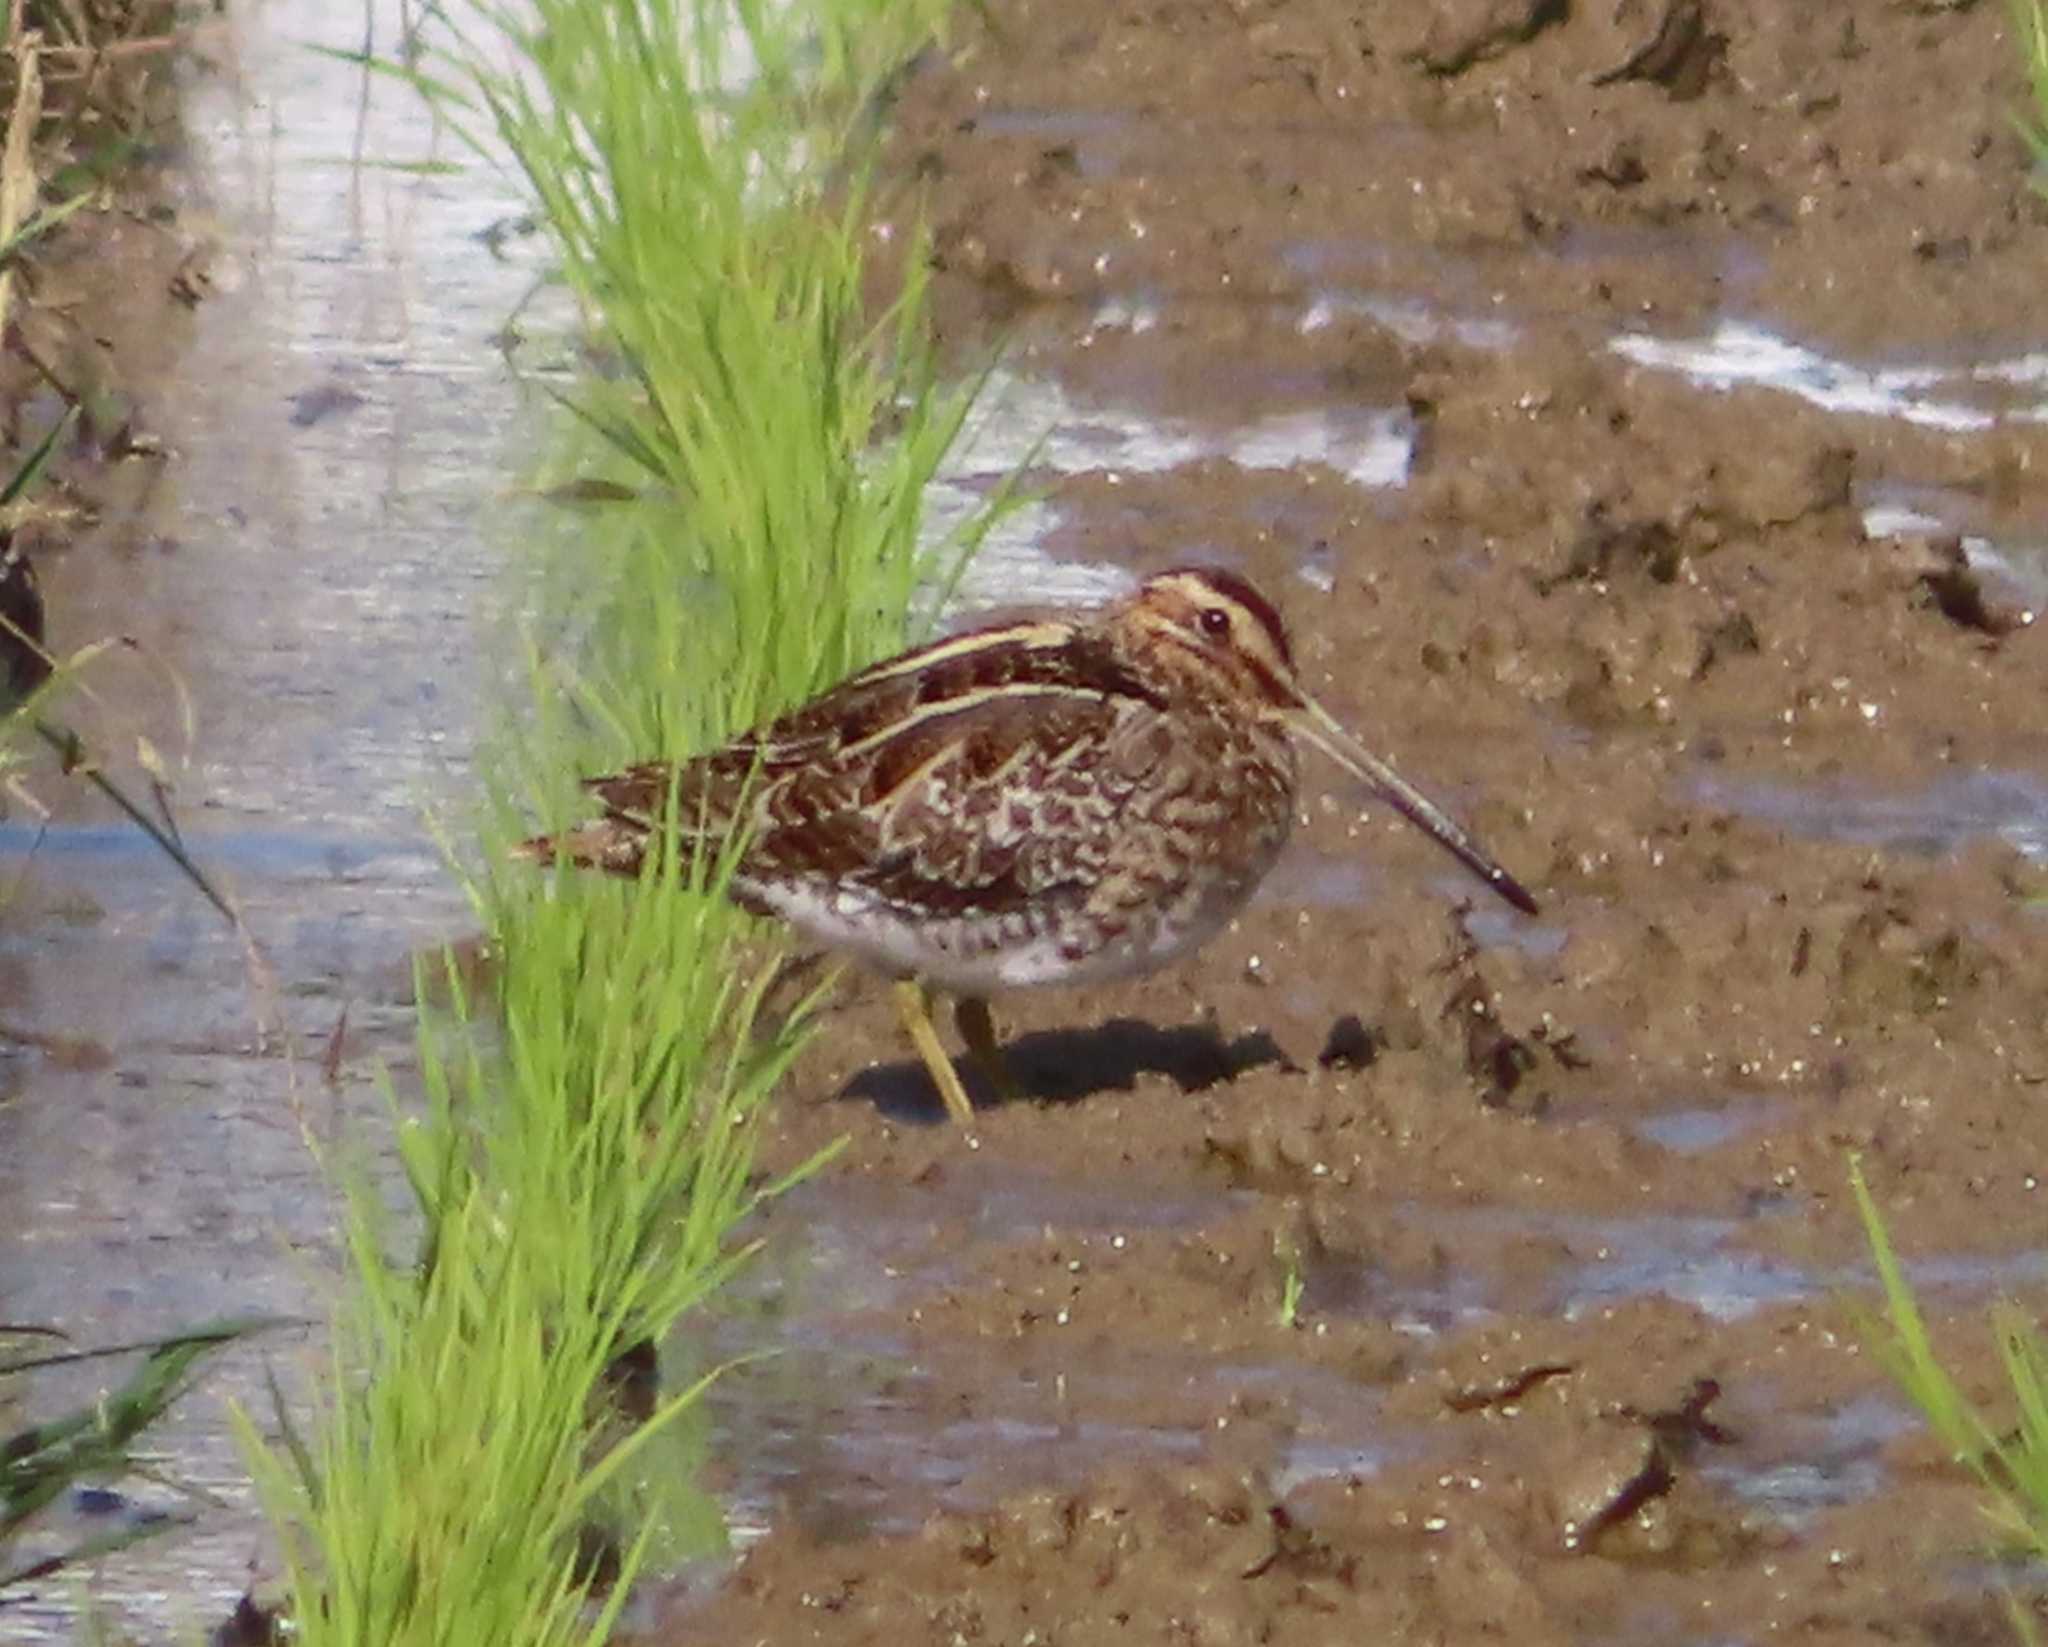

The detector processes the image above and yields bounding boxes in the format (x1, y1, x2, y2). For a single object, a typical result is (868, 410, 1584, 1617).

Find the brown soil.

(680, 3, 2048, 1645)
(0, 44, 220, 585)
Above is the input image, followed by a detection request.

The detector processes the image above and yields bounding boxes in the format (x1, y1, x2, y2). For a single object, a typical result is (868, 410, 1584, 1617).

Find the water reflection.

(1696, 768, 2048, 863)
(0, 0, 530, 1634)
(1610, 319, 2048, 434)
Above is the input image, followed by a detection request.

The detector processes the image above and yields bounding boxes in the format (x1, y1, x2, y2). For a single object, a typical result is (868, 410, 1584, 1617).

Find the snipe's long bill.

(518, 567, 1537, 1125)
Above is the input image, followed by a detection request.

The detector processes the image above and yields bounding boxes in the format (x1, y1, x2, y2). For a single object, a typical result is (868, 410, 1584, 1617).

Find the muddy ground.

(681, 3, 2048, 1645)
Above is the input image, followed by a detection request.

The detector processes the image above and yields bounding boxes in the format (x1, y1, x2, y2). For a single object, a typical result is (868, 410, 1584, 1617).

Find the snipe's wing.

(561, 617, 1172, 921)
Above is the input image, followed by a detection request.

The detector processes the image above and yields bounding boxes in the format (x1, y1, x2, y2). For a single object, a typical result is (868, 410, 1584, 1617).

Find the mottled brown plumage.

(521, 567, 1536, 1123)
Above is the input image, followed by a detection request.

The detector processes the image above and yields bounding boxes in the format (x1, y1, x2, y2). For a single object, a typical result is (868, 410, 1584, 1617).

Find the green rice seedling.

(1850, 1158, 2048, 1636)
(1278, 1262, 1306, 1331)
(244, 0, 1010, 1640)
(427, 0, 1002, 757)
(1273, 1236, 1306, 1331)
(238, 869, 831, 1647)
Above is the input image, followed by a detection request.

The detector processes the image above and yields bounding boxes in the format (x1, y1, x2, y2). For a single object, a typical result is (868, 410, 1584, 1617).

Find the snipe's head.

(1114, 567, 1539, 916)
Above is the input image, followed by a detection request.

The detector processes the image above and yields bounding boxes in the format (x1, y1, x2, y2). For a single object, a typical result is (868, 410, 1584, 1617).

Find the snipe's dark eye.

(1199, 606, 1231, 638)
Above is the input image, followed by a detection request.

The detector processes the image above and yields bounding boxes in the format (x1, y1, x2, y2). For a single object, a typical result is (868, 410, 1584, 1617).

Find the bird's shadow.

(841, 1015, 1291, 1125)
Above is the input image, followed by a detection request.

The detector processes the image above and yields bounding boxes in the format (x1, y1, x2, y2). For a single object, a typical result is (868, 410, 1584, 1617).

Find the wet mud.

(685, 3, 2048, 1643)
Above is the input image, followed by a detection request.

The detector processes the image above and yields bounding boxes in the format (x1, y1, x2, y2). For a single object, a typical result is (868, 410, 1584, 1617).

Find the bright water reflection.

(0, 0, 529, 1634)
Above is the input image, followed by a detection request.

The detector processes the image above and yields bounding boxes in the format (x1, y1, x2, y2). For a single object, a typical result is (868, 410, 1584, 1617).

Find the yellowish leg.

(892, 978, 976, 1126)
(955, 995, 1023, 1107)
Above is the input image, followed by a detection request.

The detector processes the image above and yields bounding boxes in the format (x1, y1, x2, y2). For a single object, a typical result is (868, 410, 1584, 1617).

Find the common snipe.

(520, 567, 1536, 1124)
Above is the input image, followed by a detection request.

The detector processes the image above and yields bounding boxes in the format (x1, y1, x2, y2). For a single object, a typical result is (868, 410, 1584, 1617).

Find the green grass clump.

(240, 1, 1006, 1642)
(1850, 1159, 2048, 1636)
(445, 0, 990, 756)
(237, 863, 824, 1645)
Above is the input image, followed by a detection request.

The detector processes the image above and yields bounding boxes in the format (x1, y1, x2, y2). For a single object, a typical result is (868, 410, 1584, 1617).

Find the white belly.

(744, 872, 1257, 996)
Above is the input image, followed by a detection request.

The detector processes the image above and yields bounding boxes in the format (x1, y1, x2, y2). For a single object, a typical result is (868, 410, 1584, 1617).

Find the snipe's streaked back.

(520, 567, 1537, 1124)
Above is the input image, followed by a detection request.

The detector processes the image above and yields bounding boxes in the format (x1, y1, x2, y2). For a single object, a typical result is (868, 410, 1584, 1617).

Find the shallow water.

(936, 366, 1413, 616)
(0, 1, 526, 1633)
(1695, 768, 2048, 862)
(1609, 320, 2048, 435)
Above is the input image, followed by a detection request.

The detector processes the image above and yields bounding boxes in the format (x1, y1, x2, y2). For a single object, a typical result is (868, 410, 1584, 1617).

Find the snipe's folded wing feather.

(758, 681, 1167, 919)
(745, 625, 1173, 919)
(581, 761, 684, 825)
(577, 618, 1171, 911)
